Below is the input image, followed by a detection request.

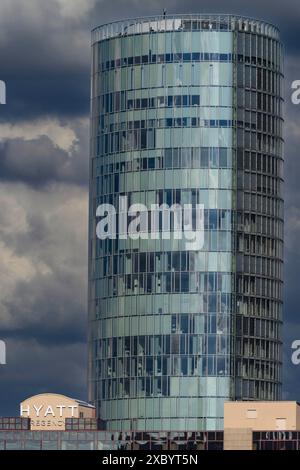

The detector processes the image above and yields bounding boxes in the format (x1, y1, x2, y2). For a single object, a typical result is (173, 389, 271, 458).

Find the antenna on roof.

(163, 9, 166, 18)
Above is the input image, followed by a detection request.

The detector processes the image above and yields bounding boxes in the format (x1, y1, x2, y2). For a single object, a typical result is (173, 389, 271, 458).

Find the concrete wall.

(78, 404, 95, 419)
(223, 401, 300, 450)
(224, 428, 252, 450)
(224, 401, 299, 431)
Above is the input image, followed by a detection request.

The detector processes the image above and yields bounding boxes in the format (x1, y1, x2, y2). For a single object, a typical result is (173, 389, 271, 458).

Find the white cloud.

(0, 181, 88, 329)
(56, 0, 98, 18)
(0, 119, 82, 154)
(0, 240, 36, 324)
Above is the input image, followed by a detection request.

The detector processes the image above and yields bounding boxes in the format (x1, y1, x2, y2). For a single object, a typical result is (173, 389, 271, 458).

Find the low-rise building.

(1, 399, 300, 450)
(20, 394, 95, 431)
(224, 401, 300, 450)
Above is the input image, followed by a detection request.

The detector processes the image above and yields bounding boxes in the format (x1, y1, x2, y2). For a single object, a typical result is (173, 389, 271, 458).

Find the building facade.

(3, 401, 300, 450)
(2, 401, 300, 450)
(223, 401, 300, 450)
(88, 14, 284, 431)
(0, 419, 223, 450)
(20, 394, 95, 431)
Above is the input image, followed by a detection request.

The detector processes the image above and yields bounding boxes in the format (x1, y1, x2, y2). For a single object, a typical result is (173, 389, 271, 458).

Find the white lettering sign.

(20, 404, 78, 418)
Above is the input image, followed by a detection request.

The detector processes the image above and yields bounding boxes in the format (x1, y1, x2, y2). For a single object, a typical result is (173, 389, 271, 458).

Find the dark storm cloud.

(0, 339, 87, 416)
(279, 55, 300, 397)
(1, 0, 300, 413)
(0, 74, 90, 122)
(0, 177, 88, 411)
(1, 270, 86, 343)
(0, 181, 88, 337)
(0, 0, 92, 121)
(0, 0, 299, 122)
(0, 134, 88, 188)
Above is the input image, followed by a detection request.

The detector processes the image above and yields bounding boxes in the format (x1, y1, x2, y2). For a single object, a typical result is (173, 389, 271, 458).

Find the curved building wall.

(88, 14, 283, 431)
(233, 28, 284, 400)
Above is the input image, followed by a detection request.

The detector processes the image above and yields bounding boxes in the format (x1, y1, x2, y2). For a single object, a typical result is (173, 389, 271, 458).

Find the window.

(276, 418, 286, 430)
(246, 409, 257, 419)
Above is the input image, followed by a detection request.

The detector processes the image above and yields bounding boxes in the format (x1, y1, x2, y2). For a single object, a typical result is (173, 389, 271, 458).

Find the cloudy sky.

(0, 0, 299, 415)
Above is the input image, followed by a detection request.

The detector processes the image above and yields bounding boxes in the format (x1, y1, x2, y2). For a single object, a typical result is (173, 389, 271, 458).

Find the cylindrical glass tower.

(88, 14, 283, 431)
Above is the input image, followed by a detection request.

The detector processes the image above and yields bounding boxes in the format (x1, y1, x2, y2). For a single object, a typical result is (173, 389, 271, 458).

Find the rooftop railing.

(91, 14, 280, 44)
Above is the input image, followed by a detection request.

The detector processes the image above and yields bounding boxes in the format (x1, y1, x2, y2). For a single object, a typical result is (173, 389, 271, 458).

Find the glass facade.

(4, 425, 300, 451)
(0, 418, 30, 431)
(4, 428, 300, 451)
(0, 429, 223, 450)
(234, 28, 283, 401)
(253, 432, 300, 450)
(88, 14, 283, 431)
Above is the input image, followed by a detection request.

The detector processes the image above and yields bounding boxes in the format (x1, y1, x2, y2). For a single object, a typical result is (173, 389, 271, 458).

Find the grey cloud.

(1, 0, 300, 412)
(0, 133, 88, 188)
(0, 181, 88, 337)
(2, 269, 87, 342)
(1, 0, 300, 122)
